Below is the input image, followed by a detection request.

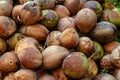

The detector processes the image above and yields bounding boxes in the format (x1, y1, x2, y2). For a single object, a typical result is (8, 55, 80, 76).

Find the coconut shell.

(0, 52, 19, 72)
(62, 52, 89, 78)
(111, 46, 120, 68)
(15, 1, 42, 25)
(103, 41, 120, 53)
(14, 69, 37, 80)
(18, 46, 42, 69)
(0, 16, 16, 38)
(15, 37, 40, 54)
(45, 31, 61, 46)
(0, 1, 13, 16)
(81, 1, 103, 18)
(76, 37, 94, 57)
(75, 8, 97, 33)
(42, 45, 69, 69)
(3, 72, 15, 80)
(59, 28, 79, 48)
(64, 0, 84, 15)
(57, 17, 75, 32)
(90, 21, 117, 44)
(19, 24, 49, 41)
(54, 5, 70, 18)
(100, 54, 114, 70)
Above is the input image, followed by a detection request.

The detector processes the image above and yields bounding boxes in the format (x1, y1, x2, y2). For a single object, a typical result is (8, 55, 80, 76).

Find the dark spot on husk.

(23, 2, 38, 15)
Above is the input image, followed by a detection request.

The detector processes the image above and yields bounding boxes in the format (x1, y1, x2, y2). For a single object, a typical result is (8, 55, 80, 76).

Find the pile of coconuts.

(1, 0, 120, 80)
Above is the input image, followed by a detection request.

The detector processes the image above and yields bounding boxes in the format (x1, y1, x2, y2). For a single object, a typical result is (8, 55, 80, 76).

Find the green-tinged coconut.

(108, 8, 120, 27)
(90, 41, 104, 61)
(88, 58, 98, 78)
(7, 33, 25, 49)
(41, 10, 59, 29)
(35, 0, 56, 9)
(102, 0, 114, 9)
(62, 52, 89, 78)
